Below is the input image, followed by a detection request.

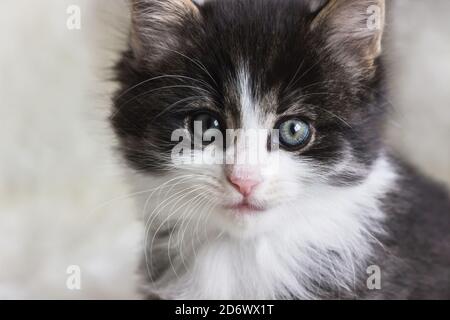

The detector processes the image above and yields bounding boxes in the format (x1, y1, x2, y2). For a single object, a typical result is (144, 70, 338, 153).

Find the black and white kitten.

(111, 0, 450, 299)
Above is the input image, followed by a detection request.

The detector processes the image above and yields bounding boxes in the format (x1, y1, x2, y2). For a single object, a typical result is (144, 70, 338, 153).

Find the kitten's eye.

(190, 112, 223, 147)
(191, 112, 222, 134)
(278, 118, 311, 149)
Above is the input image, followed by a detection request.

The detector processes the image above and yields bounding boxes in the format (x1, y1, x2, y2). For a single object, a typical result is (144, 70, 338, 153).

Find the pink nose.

(228, 175, 261, 197)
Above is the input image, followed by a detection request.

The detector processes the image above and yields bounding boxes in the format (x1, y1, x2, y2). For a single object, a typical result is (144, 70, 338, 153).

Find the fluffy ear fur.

(312, 0, 385, 65)
(130, 0, 202, 64)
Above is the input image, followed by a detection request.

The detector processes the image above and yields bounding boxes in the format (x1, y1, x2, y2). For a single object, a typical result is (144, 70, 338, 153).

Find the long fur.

(111, 0, 450, 299)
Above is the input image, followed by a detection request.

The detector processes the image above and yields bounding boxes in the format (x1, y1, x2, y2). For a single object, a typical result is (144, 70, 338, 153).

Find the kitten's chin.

(214, 204, 281, 239)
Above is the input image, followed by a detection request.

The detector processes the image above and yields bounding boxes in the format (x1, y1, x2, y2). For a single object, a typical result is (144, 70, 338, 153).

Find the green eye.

(278, 118, 311, 149)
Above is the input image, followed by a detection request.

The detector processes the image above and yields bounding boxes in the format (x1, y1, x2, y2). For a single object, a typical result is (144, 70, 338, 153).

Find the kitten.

(111, 0, 450, 299)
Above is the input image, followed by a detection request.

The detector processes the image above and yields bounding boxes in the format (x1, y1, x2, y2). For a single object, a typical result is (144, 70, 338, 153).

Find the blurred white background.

(0, 0, 448, 299)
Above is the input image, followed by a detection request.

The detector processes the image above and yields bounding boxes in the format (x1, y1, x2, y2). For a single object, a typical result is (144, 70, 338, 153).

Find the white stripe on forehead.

(234, 66, 276, 168)
(237, 67, 261, 129)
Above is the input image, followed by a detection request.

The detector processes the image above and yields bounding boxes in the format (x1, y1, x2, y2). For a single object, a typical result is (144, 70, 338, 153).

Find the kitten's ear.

(311, 0, 385, 64)
(130, 0, 202, 63)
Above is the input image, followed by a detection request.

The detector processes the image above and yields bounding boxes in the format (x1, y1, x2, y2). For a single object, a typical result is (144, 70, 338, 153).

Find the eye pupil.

(190, 112, 223, 147)
(291, 123, 301, 135)
(192, 113, 221, 132)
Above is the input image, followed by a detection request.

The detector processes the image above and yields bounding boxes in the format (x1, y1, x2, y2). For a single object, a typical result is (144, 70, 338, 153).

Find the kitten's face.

(112, 0, 386, 237)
